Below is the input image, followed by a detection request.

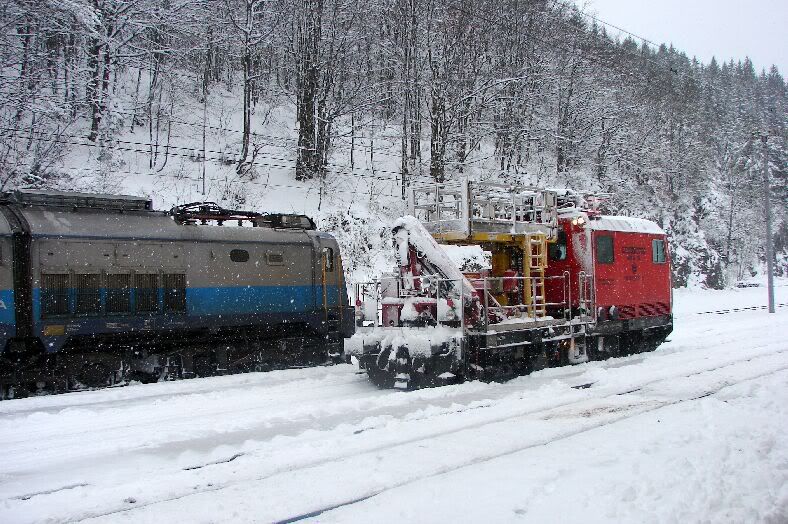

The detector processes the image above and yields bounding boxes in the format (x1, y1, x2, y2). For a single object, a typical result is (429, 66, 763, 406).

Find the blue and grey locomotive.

(0, 190, 353, 395)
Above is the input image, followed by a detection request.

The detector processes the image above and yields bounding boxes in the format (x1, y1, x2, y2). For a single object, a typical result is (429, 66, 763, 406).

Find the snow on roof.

(589, 216, 665, 235)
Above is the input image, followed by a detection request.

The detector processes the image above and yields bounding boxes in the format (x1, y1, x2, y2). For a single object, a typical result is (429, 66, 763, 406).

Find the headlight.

(609, 306, 619, 320)
(597, 307, 607, 321)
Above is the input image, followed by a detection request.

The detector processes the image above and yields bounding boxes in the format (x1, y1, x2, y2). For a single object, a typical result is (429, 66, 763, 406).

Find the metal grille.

(41, 274, 70, 317)
(106, 274, 131, 314)
(135, 274, 159, 313)
(639, 302, 670, 317)
(74, 274, 101, 315)
(163, 273, 186, 313)
(619, 305, 637, 319)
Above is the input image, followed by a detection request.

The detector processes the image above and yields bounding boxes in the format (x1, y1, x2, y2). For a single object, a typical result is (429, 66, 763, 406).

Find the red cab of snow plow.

(545, 213, 673, 355)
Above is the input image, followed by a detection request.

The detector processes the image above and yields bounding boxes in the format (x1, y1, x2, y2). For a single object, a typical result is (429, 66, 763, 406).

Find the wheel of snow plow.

(366, 366, 396, 388)
(366, 348, 396, 388)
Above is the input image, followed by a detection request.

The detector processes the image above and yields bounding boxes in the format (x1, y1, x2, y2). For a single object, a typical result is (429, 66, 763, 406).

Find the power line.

(2, 128, 417, 197)
(0, 126, 440, 184)
(57, 164, 407, 201)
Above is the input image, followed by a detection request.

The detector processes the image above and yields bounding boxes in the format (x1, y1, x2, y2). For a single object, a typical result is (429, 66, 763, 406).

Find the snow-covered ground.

(0, 284, 786, 523)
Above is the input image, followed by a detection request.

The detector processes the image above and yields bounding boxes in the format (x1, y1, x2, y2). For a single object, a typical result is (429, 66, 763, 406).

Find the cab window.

(323, 247, 334, 272)
(595, 235, 614, 264)
(652, 239, 666, 264)
(548, 231, 567, 261)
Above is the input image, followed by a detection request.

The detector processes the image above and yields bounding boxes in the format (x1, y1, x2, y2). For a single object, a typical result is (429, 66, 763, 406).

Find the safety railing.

(354, 271, 587, 333)
(468, 182, 556, 228)
(578, 271, 595, 320)
(471, 272, 571, 331)
(407, 181, 558, 237)
(353, 275, 466, 329)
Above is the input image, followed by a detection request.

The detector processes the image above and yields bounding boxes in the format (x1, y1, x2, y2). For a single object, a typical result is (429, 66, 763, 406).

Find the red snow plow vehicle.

(345, 182, 673, 389)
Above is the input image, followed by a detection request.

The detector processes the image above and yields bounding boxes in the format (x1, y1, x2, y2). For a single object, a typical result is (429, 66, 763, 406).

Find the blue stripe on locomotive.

(187, 285, 318, 315)
(31, 284, 342, 317)
(29, 284, 344, 353)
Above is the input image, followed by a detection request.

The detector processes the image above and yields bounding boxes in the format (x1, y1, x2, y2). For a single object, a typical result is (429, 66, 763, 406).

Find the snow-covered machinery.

(347, 182, 588, 389)
(346, 181, 674, 389)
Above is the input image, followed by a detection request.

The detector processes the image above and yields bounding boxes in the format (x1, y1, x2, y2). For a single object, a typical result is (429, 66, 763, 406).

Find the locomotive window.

(266, 252, 284, 265)
(652, 239, 666, 264)
(595, 235, 614, 264)
(230, 249, 249, 263)
(106, 274, 132, 314)
(74, 274, 101, 315)
(163, 273, 186, 313)
(41, 274, 70, 317)
(135, 274, 159, 313)
(548, 231, 567, 261)
(323, 248, 334, 272)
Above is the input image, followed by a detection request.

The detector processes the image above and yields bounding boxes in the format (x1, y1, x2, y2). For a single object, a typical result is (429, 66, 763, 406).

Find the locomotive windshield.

(548, 231, 567, 261)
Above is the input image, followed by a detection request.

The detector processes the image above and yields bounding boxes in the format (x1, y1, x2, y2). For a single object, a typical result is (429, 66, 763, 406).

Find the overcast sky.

(574, 0, 787, 74)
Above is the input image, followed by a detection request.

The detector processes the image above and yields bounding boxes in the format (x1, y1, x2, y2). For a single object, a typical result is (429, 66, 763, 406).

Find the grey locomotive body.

(0, 190, 353, 394)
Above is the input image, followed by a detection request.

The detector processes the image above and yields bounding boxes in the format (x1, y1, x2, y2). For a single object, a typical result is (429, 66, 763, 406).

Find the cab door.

(320, 243, 340, 313)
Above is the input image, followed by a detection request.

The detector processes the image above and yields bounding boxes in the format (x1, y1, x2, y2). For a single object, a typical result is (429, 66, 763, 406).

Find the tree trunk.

(87, 37, 103, 142)
(295, 0, 323, 180)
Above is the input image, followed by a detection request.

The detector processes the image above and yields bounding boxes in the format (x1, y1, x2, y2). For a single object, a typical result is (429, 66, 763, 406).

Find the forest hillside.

(1, 0, 786, 286)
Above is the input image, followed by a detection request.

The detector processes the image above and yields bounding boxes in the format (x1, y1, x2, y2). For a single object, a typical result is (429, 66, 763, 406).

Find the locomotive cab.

(545, 213, 673, 355)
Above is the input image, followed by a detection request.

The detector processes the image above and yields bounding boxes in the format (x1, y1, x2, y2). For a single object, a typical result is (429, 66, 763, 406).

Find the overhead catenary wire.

(2, 128, 417, 198)
(54, 164, 408, 201)
(0, 126, 441, 185)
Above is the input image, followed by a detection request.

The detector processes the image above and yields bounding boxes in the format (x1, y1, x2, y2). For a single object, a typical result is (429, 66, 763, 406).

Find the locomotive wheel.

(367, 366, 395, 389)
(193, 354, 213, 377)
(76, 363, 111, 389)
(366, 348, 395, 388)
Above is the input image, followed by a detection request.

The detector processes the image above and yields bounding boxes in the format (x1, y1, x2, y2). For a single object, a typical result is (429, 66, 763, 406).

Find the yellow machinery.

(408, 181, 556, 319)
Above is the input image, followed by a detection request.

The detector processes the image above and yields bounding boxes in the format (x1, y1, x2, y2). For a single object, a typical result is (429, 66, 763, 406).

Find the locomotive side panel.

(186, 241, 318, 318)
(591, 230, 672, 320)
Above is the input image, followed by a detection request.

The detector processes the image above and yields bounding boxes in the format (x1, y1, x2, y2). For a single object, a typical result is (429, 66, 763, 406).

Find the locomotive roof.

(588, 216, 665, 235)
(3, 206, 318, 244)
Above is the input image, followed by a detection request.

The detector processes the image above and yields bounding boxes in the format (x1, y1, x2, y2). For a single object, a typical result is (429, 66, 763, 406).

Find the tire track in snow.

(67, 347, 788, 523)
(275, 363, 788, 523)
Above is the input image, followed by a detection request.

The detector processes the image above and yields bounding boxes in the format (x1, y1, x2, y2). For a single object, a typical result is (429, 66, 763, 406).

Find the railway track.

(38, 347, 788, 523)
(276, 363, 788, 524)
(2, 297, 778, 402)
(693, 302, 787, 316)
(1, 296, 785, 523)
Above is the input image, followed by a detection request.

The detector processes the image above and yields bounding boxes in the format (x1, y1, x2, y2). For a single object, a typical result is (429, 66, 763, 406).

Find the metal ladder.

(525, 234, 548, 318)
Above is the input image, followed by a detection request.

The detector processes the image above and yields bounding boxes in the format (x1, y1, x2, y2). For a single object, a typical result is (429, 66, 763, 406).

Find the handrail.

(354, 272, 576, 331)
